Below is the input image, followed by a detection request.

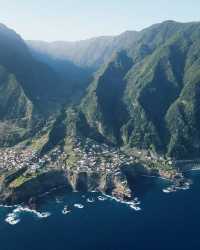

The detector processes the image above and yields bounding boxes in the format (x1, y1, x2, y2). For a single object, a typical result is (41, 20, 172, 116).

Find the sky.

(0, 0, 199, 41)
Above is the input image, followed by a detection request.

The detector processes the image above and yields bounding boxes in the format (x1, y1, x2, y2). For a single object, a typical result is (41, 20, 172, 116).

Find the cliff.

(0, 167, 133, 205)
(0, 161, 178, 206)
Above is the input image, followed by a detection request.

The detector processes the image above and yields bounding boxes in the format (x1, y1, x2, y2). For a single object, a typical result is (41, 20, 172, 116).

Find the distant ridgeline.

(0, 21, 200, 159)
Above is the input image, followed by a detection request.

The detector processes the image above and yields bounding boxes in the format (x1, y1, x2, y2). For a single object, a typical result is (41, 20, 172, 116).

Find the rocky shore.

(0, 169, 131, 205)
(0, 162, 181, 206)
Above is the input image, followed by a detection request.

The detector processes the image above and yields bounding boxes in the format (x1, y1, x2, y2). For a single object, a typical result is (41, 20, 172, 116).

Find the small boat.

(62, 206, 71, 214)
(74, 204, 84, 209)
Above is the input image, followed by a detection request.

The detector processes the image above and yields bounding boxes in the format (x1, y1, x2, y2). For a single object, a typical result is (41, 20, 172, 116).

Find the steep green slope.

(0, 66, 32, 120)
(0, 24, 69, 115)
(81, 50, 133, 144)
(28, 49, 92, 103)
(27, 31, 138, 71)
(0, 65, 40, 146)
(2, 21, 200, 160)
(166, 28, 200, 158)
(0, 24, 73, 146)
(69, 21, 200, 159)
(27, 31, 139, 102)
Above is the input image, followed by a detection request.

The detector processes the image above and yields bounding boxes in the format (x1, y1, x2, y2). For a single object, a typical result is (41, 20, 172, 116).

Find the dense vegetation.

(1, 21, 200, 159)
(76, 21, 200, 159)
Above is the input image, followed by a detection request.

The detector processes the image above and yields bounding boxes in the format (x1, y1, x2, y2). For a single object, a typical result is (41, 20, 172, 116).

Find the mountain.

(41, 21, 200, 160)
(27, 31, 138, 71)
(82, 21, 200, 159)
(1, 21, 200, 160)
(0, 24, 80, 146)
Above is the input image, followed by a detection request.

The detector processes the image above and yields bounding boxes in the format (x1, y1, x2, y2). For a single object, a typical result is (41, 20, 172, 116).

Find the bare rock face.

(67, 170, 132, 201)
(73, 172, 88, 192)
(0, 168, 133, 205)
(0, 161, 177, 206)
(1, 159, 179, 206)
(111, 173, 131, 200)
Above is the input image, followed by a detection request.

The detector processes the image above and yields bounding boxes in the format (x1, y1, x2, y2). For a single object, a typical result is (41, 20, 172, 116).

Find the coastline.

(0, 162, 184, 207)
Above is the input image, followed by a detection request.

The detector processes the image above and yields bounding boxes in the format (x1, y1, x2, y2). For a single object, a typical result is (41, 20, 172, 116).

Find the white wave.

(0, 204, 18, 208)
(141, 174, 158, 178)
(163, 182, 191, 194)
(62, 210, 71, 215)
(186, 168, 200, 172)
(38, 212, 51, 218)
(97, 196, 107, 201)
(5, 212, 20, 225)
(175, 185, 190, 191)
(181, 186, 190, 190)
(5, 216, 20, 225)
(103, 194, 129, 204)
(129, 204, 142, 211)
(162, 188, 171, 193)
(133, 197, 141, 205)
(74, 203, 84, 209)
(141, 174, 173, 182)
(62, 206, 71, 215)
(104, 194, 142, 211)
(7, 205, 51, 220)
(55, 198, 63, 204)
(86, 198, 95, 203)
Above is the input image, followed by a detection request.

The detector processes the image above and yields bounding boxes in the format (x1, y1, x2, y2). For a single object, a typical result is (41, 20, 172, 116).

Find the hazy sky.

(0, 0, 199, 41)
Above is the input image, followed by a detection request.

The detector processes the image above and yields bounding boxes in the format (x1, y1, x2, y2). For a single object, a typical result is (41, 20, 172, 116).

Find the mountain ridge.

(49, 20, 200, 160)
(1, 21, 200, 160)
(0, 20, 199, 206)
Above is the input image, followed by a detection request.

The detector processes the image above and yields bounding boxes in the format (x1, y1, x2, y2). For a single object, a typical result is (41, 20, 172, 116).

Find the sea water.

(0, 171, 200, 250)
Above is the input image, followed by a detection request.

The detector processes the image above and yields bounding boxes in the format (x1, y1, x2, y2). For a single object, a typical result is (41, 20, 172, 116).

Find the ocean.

(0, 170, 200, 250)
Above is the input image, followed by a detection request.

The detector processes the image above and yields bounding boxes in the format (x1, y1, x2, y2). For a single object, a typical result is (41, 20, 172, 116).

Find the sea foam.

(4, 205, 51, 225)
(103, 194, 142, 211)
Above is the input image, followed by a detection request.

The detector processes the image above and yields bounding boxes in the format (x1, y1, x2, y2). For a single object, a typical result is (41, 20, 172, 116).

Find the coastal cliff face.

(0, 167, 135, 205)
(68, 170, 131, 200)
(0, 170, 72, 204)
(122, 162, 177, 180)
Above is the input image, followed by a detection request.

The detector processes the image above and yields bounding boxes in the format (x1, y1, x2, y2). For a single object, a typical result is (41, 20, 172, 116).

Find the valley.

(0, 20, 200, 205)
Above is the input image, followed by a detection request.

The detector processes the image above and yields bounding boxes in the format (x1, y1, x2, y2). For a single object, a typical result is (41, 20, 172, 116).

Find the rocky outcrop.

(122, 163, 177, 180)
(0, 168, 133, 205)
(0, 170, 72, 204)
(68, 170, 132, 200)
(0, 163, 178, 205)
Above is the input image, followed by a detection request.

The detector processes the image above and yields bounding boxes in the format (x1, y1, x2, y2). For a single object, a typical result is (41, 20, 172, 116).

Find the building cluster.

(65, 139, 138, 174)
(0, 138, 173, 175)
(0, 148, 47, 173)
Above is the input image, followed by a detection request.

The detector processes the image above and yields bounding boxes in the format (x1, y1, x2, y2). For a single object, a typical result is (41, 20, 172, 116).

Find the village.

(0, 148, 45, 173)
(0, 138, 174, 177)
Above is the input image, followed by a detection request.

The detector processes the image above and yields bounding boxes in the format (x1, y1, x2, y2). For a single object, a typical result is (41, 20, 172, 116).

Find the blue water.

(0, 171, 200, 250)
